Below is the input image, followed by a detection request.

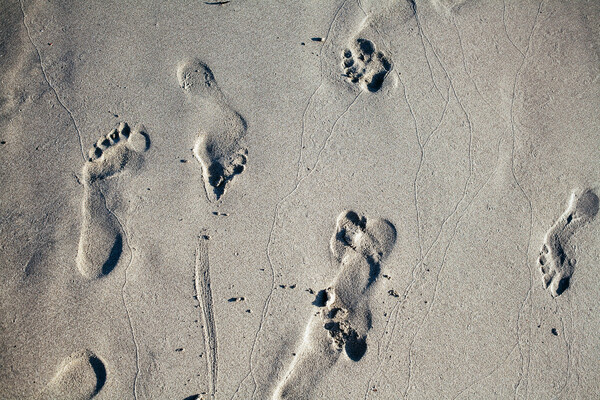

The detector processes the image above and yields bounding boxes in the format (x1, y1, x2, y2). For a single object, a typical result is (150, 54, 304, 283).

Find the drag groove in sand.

(195, 233, 218, 396)
(76, 122, 149, 279)
(274, 211, 396, 399)
(42, 350, 106, 400)
(177, 59, 248, 202)
(538, 189, 599, 297)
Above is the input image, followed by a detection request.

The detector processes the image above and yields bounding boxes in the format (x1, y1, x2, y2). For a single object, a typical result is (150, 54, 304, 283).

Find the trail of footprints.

(68, 58, 249, 397)
(61, 47, 596, 397)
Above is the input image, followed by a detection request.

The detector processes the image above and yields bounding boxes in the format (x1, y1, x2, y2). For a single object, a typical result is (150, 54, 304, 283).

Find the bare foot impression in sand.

(76, 122, 149, 280)
(41, 350, 106, 400)
(342, 38, 392, 93)
(538, 189, 599, 297)
(177, 59, 248, 202)
(274, 211, 396, 399)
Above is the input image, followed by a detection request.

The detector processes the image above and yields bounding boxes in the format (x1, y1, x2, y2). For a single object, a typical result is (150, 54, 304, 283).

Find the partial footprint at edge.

(274, 211, 396, 399)
(41, 350, 107, 400)
(177, 59, 248, 202)
(538, 189, 599, 297)
(76, 122, 150, 280)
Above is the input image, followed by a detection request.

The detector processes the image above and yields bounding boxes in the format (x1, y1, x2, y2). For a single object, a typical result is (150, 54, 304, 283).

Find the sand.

(1, 0, 599, 398)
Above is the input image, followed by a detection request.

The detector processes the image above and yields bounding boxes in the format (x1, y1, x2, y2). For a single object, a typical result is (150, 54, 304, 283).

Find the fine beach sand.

(1, 0, 599, 398)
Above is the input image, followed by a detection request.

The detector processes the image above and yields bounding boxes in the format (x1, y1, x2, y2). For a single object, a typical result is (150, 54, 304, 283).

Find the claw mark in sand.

(538, 189, 598, 296)
(195, 233, 218, 396)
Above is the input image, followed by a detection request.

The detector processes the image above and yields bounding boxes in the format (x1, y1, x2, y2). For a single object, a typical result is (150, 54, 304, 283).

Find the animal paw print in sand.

(342, 38, 392, 93)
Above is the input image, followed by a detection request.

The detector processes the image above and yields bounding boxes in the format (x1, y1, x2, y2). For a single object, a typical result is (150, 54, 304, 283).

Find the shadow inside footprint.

(88, 355, 107, 394)
(133, 129, 151, 152)
(357, 38, 375, 55)
(367, 70, 387, 92)
(312, 289, 330, 307)
(101, 233, 122, 277)
(554, 275, 570, 296)
(344, 210, 365, 227)
(366, 256, 381, 286)
(207, 162, 227, 199)
(345, 335, 367, 362)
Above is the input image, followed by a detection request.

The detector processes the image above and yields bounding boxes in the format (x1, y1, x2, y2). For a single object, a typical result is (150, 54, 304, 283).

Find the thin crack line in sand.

(361, 19, 438, 397)
(453, 343, 520, 399)
(399, 15, 476, 398)
(422, 87, 450, 148)
(362, 34, 448, 398)
(372, 47, 494, 400)
(446, 3, 541, 396)
(402, 54, 425, 269)
(403, 126, 473, 393)
(402, 133, 499, 399)
(555, 309, 571, 396)
(416, 15, 447, 103)
(452, 17, 510, 126)
(231, 2, 354, 397)
(502, 0, 525, 58)
(195, 233, 218, 397)
(297, 0, 351, 180)
(362, 16, 476, 398)
(371, 21, 426, 268)
(510, 2, 543, 396)
(18, 0, 86, 163)
(305, 3, 366, 152)
(425, 137, 506, 399)
(96, 186, 140, 400)
(239, 92, 361, 399)
(393, 0, 447, 104)
(451, 7, 535, 395)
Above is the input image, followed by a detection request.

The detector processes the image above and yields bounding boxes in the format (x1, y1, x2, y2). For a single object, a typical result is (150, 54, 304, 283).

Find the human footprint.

(76, 122, 149, 279)
(177, 59, 248, 201)
(274, 211, 396, 399)
(538, 189, 599, 296)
